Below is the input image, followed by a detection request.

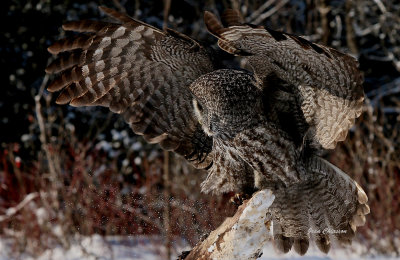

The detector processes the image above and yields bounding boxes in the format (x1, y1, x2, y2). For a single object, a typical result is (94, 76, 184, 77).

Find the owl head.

(189, 69, 263, 140)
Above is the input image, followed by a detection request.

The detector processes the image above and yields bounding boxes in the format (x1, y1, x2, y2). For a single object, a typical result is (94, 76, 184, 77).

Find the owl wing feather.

(46, 6, 216, 168)
(226, 124, 369, 255)
(204, 10, 364, 150)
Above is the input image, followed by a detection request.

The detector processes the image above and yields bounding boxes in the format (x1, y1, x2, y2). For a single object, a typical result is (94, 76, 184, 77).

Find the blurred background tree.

(0, 0, 399, 258)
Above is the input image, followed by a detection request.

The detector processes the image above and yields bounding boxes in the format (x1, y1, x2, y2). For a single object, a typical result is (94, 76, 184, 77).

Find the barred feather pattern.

(200, 140, 255, 194)
(221, 126, 369, 255)
(262, 76, 309, 147)
(204, 10, 364, 149)
(46, 6, 216, 168)
(268, 156, 369, 255)
(230, 125, 304, 186)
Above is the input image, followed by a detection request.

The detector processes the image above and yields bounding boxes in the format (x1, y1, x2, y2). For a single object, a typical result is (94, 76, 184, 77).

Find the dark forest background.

(1, 0, 399, 258)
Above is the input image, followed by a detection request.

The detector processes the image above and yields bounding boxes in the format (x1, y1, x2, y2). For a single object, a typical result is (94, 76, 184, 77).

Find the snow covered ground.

(0, 235, 398, 260)
(0, 235, 184, 260)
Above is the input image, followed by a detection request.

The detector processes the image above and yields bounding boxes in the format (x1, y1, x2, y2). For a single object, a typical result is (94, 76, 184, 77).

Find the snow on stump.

(185, 189, 275, 260)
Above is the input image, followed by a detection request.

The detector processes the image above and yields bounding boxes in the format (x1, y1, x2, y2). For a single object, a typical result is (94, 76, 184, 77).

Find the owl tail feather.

(269, 156, 369, 255)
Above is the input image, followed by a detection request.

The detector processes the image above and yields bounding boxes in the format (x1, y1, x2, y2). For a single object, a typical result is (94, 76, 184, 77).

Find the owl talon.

(230, 192, 251, 206)
(177, 250, 191, 259)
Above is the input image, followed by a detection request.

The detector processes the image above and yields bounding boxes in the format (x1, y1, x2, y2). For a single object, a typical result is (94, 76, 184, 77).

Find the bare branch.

(366, 77, 400, 106)
(246, 0, 276, 23)
(373, 0, 387, 13)
(163, 150, 172, 259)
(0, 193, 38, 222)
(35, 74, 59, 183)
(185, 190, 275, 260)
(163, 0, 172, 30)
(345, 1, 358, 54)
(251, 0, 289, 25)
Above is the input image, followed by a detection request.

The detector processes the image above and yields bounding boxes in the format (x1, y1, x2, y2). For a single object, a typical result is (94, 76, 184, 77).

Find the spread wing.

(204, 10, 364, 149)
(46, 6, 217, 168)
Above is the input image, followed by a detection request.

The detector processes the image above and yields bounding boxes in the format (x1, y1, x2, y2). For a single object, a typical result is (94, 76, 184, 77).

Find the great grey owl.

(45, 7, 369, 255)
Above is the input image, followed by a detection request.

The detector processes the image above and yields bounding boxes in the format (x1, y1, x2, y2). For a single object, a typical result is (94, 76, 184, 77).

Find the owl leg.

(201, 144, 256, 195)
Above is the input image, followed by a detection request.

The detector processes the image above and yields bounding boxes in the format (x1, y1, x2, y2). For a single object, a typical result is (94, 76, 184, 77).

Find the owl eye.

(193, 99, 204, 113)
(196, 102, 203, 112)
